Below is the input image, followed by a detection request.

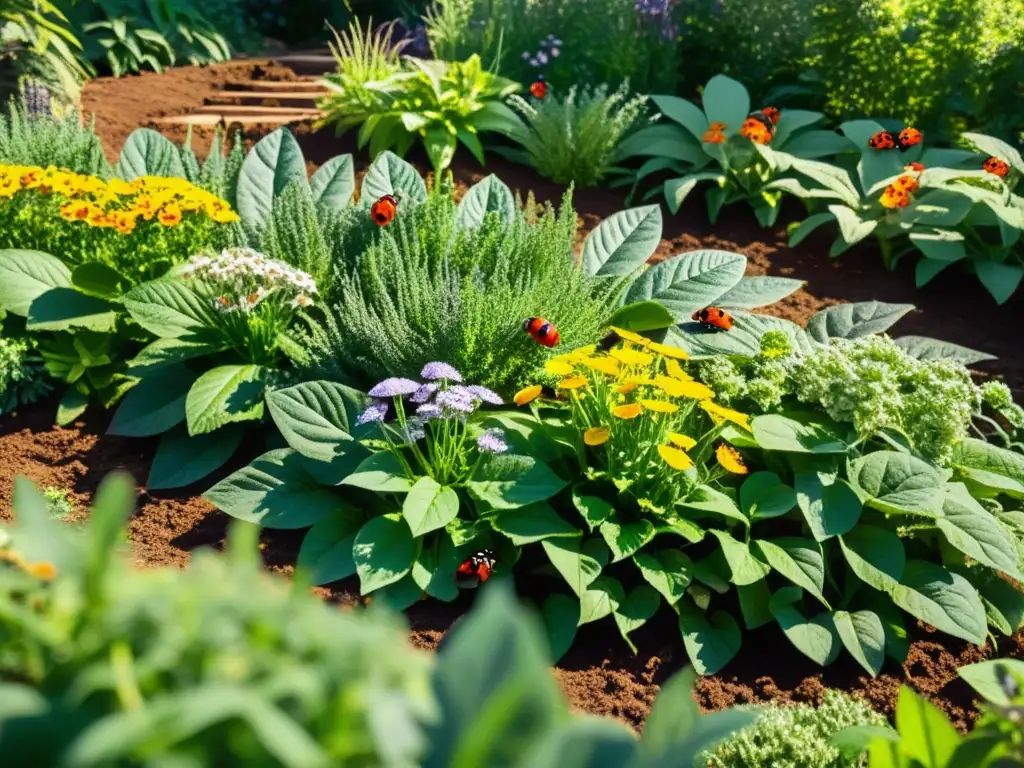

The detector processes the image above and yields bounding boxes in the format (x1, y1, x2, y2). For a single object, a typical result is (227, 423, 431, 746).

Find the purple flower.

(357, 401, 388, 425)
(529, 58, 539, 67)
(537, 52, 549, 65)
(437, 388, 476, 414)
(416, 403, 443, 421)
(477, 429, 509, 454)
(368, 378, 421, 398)
(420, 362, 463, 382)
(550, 47, 560, 57)
(411, 382, 438, 403)
(466, 385, 503, 405)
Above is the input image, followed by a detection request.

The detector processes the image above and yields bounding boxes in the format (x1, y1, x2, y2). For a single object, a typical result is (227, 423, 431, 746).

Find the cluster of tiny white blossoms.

(181, 247, 316, 314)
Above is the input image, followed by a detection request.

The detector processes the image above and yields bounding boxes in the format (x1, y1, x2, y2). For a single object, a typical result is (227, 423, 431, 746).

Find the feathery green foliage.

(502, 80, 649, 188)
(0, 333, 52, 415)
(0, 94, 110, 177)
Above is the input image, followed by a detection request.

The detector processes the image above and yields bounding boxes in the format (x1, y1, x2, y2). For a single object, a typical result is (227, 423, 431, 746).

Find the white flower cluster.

(181, 248, 316, 313)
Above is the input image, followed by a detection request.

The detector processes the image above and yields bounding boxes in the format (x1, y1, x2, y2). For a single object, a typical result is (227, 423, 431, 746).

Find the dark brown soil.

(6, 59, 1017, 732)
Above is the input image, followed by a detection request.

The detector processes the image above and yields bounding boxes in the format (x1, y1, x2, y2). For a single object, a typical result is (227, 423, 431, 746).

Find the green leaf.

(649, 93, 708, 143)
(713, 276, 804, 309)
(455, 174, 515, 229)
(579, 575, 622, 626)
(663, 171, 727, 213)
(309, 153, 355, 211)
(701, 74, 750, 138)
(541, 594, 579, 663)
(672, 313, 811, 358)
(975, 260, 1024, 305)
(493, 502, 579, 544)
(128, 335, 225, 370)
(71, 262, 131, 299)
(614, 584, 660, 653)
(957, 659, 1024, 707)
(402, 477, 459, 537)
(571, 491, 614, 532)
(950, 438, 1024, 500)
(840, 526, 906, 592)
(707, 529, 770, 586)
(56, 387, 89, 425)
(807, 301, 914, 342)
(888, 560, 987, 645)
(353, 513, 416, 593)
(0, 249, 72, 316)
(893, 336, 995, 366)
(794, 467, 863, 541)
(26, 287, 117, 332)
(375, 574, 423, 611)
(411, 536, 460, 602)
(108, 365, 196, 437)
(770, 591, 840, 666)
(737, 580, 774, 629)
(341, 452, 414, 493)
(520, 716, 638, 767)
(752, 412, 848, 453)
(740, 472, 796, 520)
(265, 381, 367, 462)
(467, 454, 568, 510)
(679, 484, 748, 526)
(625, 249, 745, 321)
(581, 205, 662, 277)
(114, 128, 186, 180)
(754, 537, 827, 604)
(894, 687, 962, 768)
(848, 451, 946, 517)
(604, 300, 675, 332)
(633, 549, 692, 605)
(423, 125, 457, 173)
(204, 448, 340, 529)
(600, 517, 655, 563)
(185, 364, 265, 436)
(833, 610, 886, 677)
(788, 212, 836, 247)
(362, 150, 427, 205)
(678, 599, 742, 675)
(541, 537, 602, 597)
(236, 127, 307, 230)
(296, 509, 362, 585)
(122, 280, 216, 338)
(936, 483, 1022, 580)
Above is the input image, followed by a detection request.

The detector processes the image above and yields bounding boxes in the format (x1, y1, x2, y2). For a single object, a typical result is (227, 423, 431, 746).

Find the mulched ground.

(4, 59, 1022, 731)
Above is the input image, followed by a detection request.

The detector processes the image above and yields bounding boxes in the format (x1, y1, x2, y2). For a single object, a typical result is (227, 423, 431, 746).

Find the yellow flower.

(584, 426, 610, 446)
(60, 201, 92, 221)
(26, 561, 57, 580)
(648, 341, 689, 360)
(514, 385, 543, 405)
(157, 203, 183, 227)
(700, 400, 752, 432)
(640, 398, 679, 413)
(665, 358, 691, 381)
(568, 345, 598, 361)
(613, 403, 643, 419)
(545, 358, 576, 376)
(624, 375, 658, 387)
(609, 326, 651, 346)
(659, 444, 694, 470)
(610, 347, 654, 367)
(668, 432, 697, 450)
(615, 381, 638, 394)
(558, 375, 589, 390)
(108, 178, 134, 196)
(716, 444, 748, 474)
(579, 356, 620, 376)
(656, 375, 715, 400)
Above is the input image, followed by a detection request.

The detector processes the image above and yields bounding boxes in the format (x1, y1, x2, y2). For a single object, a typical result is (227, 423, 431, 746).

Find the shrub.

(0, 333, 50, 414)
(0, 0, 87, 103)
(0, 92, 110, 177)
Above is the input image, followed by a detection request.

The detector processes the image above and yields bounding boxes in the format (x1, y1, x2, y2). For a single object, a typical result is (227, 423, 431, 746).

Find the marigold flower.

(656, 375, 714, 400)
(648, 341, 689, 360)
(659, 444, 694, 470)
(668, 432, 697, 450)
(514, 385, 543, 405)
(700, 400, 752, 431)
(579, 356, 620, 376)
(584, 426, 610, 445)
(740, 118, 772, 144)
(716, 444, 748, 474)
(610, 347, 654, 367)
(545, 358, 575, 376)
(665, 358, 691, 381)
(708, 121, 728, 132)
(609, 327, 650, 346)
(880, 185, 911, 209)
(60, 202, 91, 221)
(893, 174, 919, 194)
(703, 129, 726, 144)
(558, 375, 588, 390)
(615, 381, 638, 394)
(613, 403, 643, 419)
(640, 398, 679, 413)
(26, 561, 57, 580)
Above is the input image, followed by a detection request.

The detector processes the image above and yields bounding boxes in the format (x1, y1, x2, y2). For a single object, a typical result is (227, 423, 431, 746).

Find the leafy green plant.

(0, 331, 51, 414)
(0, 92, 111, 177)
(496, 80, 650, 188)
(40, 485, 75, 518)
(615, 74, 856, 226)
(0, 0, 87, 103)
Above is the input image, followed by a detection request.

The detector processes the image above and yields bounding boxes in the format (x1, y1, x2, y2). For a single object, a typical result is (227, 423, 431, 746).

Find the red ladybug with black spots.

(692, 306, 734, 331)
(370, 194, 398, 226)
(868, 127, 922, 152)
(457, 549, 496, 584)
(523, 316, 560, 347)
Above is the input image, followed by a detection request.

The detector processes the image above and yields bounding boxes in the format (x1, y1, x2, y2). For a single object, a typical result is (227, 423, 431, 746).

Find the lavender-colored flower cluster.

(476, 429, 509, 454)
(635, 0, 678, 40)
(521, 34, 562, 68)
(359, 363, 504, 428)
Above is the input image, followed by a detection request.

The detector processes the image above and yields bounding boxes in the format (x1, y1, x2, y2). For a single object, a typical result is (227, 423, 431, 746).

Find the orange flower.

(740, 118, 772, 145)
(703, 129, 726, 144)
(584, 426, 610, 446)
(983, 157, 1010, 178)
(157, 203, 183, 227)
(904, 162, 925, 173)
(613, 403, 643, 419)
(26, 561, 57, 580)
(880, 185, 911, 209)
(893, 174, 919, 194)
(716, 444, 748, 474)
(514, 385, 543, 406)
(60, 202, 91, 221)
(558, 376, 589, 390)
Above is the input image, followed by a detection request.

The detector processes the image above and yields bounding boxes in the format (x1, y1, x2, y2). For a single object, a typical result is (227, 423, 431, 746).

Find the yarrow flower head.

(420, 362, 463, 382)
(410, 382, 438, 403)
(368, 378, 421, 398)
(182, 248, 317, 314)
(466, 385, 503, 405)
(476, 429, 509, 454)
(437, 387, 476, 414)
(357, 401, 388, 425)
(416, 403, 443, 421)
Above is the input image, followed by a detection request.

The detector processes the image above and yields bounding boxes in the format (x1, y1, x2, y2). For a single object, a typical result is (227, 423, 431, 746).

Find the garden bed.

(2, 58, 1021, 730)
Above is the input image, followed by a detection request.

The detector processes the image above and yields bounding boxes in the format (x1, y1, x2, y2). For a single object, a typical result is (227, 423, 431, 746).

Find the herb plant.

(0, 332, 51, 414)
(0, 94, 110, 177)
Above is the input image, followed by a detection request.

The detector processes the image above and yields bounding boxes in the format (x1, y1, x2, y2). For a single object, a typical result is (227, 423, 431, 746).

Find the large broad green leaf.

(579, 575, 623, 626)
(833, 610, 886, 677)
(962, 131, 1024, 174)
(752, 412, 848, 454)
(204, 448, 340, 529)
(122, 280, 216, 338)
(353, 513, 417, 594)
(633, 549, 692, 605)
(785, 131, 859, 160)
(600, 517, 655, 562)
(888, 560, 987, 645)
(604, 300, 676, 332)
(951, 438, 1024, 499)
(624, 249, 745, 320)
(827, 205, 877, 248)
(467, 454, 568, 510)
(701, 75, 749, 138)
(265, 381, 367, 462)
(455, 174, 515, 229)
(738, 580, 774, 629)
(649, 93, 709, 143)
(713, 276, 804, 309)
(26, 288, 117, 332)
(184, 364, 266, 436)
(679, 485, 748, 527)
(114, 128, 186, 180)
(892, 336, 995, 365)
(147, 423, 244, 491)
(581, 205, 662, 277)
(806, 301, 914, 343)
(671, 313, 811, 358)
(341, 452, 414, 493)
(936, 483, 1022, 580)
(753, 537, 827, 605)
(707, 529, 770, 586)
(769, 588, 841, 666)
(909, 229, 967, 264)
(541, 537, 602, 597)
(519, 716, 638, 768)
(958, 659, 1024, 707)
(0, 249, 71, 316)
(848, 451, 946, 517)
(236, 127, 308, 230)
(794, 462, 862, 541)
(613, 584, 661, 653)
(678, 599, 742, 675)
(663, 171, 727, 213)
(788, 211, 836, 248)
(403, 477, 460, 537)
(839, 525, 906, 591)
(494, 502, 578, 544)
(894, 687, 962, 768)
(309, 153, 355, 211)
(541, 594, 579, 663)
(72, 263, 130, 299)
(739, 472, 796, 520)
(974, 260, 1024, 305)
(613, 123, 706, 164)
(108, 364, 197, 437)
(296, 509, 363, 585)
(361, 150, 427, 205)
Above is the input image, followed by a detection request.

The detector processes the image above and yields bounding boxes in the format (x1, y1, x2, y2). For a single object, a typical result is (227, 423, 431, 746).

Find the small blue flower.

(521, 50, 530, 60)
(368, 378, 421, 398)
(357, 401, 388, 425)
(416, 403, 443, 420)
(410, 382, 438, 403)
(466, 385, 503, 405)
(421, 362, 463, 382)
(537, 51, 549, 65)
(477, 429, 509, 454)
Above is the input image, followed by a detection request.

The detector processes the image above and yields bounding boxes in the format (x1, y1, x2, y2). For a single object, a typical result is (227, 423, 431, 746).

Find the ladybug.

(370, 194, 398, 226)
(457, 549, 496, 584)
(759, 106, 781, 126)
(983, 157, 1010, 178)
(897, 127, 922, 150)
(868, 130, 899, 150)
(523, 316, 560, 347)
(529, 74, 547, 100)
(692, 306, 734, 331)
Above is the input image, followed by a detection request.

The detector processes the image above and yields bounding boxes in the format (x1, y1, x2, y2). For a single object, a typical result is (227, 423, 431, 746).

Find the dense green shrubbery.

(0, 94, 110, 177)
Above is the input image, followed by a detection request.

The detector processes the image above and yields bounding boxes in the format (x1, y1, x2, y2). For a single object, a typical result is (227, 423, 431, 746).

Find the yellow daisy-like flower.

(558, 376, 589, 390)
(656, 375, 715, 400)
(668, 432, 697, 450)
(579, 356, 620, 376)
(700, 400, 752, 432)
(157, 203, 183, 227)
(640, 398, 679, 413)
(614, 381, 637, 394)
(716, 444, 748, 474)
(584, 426, 610, 446)
(514, 384, 543, 405)
(26, 561, 57, 580)
(568, 345, 598, 361)
(659, 444, 694, 470)
(665, 358, 691, 381)
(624, 375, 658, 387)
(610, 347, 654, 367)
(648, 341, 689, 360)
(613, 403, 644, 419)
(609, 326, 651, 346)
(545, 358, 576, 376)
